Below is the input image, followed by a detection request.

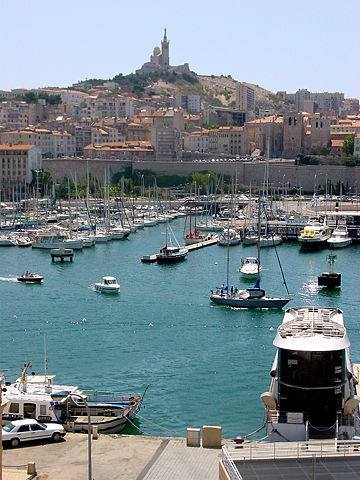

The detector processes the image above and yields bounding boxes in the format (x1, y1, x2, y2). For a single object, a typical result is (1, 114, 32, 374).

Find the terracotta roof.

(0, 144, 35, 151)
(331, 140, 344, 147)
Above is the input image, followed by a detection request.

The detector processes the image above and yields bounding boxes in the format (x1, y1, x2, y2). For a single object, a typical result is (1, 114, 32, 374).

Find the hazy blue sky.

(1, 0, 359, 97)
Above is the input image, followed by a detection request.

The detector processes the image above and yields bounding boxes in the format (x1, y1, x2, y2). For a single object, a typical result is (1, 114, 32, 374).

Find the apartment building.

(91, 126, 125, 144)
(175, 94, 201, 113)
(0, 128, 76, 158)
(354, 134, 360, 160)
(183, 131, 209, 153)
(236, 84, 255, 113)
(86, 94, 135, 120)
(0, 144, 42, 197)
(83, 141, 155, 160)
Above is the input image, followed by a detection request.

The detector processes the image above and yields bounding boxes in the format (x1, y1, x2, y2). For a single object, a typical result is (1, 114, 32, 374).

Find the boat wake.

(0, 276, 18, 283)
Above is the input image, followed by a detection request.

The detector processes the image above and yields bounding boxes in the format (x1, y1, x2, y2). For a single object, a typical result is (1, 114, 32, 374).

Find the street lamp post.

(58, 393, 92, 480)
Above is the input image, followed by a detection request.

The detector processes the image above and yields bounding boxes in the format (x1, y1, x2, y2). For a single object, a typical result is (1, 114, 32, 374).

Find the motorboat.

(327, 225, 352, 248)
(298, 221, 331, 250)
(17, 236, 32, 247)
(94, 276, 120, 294)
(1, 363, 145, 434)
(218, 228, 241, 246)
(261, 306, 359, 441)
(239, 257, 261, 278)
(210, 280, 290, 309)
(157, 222, 188, 263)
(0, 235, 17, 247)
(17, 272, 43, 283)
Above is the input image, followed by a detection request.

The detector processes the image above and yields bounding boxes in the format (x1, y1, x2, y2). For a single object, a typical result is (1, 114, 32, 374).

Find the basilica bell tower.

(161, 28, 169, 68)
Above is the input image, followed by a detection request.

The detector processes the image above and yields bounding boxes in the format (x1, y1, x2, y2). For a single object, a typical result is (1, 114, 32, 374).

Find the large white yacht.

(261, 306, 359, 441)
(298, 221, 331, 250)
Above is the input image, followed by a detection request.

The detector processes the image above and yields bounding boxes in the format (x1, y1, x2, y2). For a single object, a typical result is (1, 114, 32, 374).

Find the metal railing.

(222, 446, 243, 480)
(224, 439, 360, 462)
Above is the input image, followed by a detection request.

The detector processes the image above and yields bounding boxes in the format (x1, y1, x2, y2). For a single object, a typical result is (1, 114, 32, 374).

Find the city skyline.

(1, 0, 359, 98)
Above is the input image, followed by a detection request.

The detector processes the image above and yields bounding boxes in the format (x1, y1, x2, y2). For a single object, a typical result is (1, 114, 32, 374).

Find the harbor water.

(1, 217, 360, 438)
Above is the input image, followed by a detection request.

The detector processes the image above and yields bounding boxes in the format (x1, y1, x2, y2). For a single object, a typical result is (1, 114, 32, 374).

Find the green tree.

(319, 147, 330, 155)
(342, 134, 355, 156)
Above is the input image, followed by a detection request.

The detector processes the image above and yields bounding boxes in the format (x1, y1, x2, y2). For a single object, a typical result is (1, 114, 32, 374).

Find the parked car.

(2, 419, 66, 447)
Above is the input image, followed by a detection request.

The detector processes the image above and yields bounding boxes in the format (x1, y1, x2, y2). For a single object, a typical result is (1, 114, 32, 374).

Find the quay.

(141, 236, 218, 262)
(50, 248, 74, 262)
(4, 432, 360, 479)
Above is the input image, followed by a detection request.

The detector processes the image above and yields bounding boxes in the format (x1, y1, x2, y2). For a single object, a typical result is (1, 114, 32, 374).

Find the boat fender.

(49, 406, 53, 411)
(216, 290, 220, 295)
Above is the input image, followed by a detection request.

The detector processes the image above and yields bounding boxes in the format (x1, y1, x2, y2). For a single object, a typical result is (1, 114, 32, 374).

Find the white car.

(2, 419, 66, 447)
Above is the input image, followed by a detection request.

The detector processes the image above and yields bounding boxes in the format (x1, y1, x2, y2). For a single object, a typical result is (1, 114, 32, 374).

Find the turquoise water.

(1, 218, 360, 438)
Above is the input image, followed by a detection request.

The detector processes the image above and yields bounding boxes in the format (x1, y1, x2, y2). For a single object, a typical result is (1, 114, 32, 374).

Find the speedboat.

(261, 306, 359, 441)
(17, 272, 43, 283)
(298, 221, 331, 250)
(327, 225, 352, 248)
(17, 236, 32, 247)
(210, 280, 290, 309)
(94, 276, 120, 294)
(239, 257, 261, 278)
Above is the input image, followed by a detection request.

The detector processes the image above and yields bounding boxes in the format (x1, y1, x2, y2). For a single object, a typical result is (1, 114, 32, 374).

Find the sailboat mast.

(257, 197, 261, 283)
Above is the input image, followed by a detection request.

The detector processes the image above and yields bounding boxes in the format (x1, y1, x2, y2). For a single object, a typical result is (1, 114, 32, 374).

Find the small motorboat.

(17, 272, 43, 283)
(94, 276, 120, 294)
(239, 256, 262, 278)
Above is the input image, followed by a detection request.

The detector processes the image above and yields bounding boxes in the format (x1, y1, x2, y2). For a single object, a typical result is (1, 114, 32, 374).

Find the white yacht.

(94, 276, 120, 294)
(0, 235, 17, 246)
(327, 225, 352, 248)
(239, 257, 261, 278)
(298, 221, 331, 250)
(261, 306, 359, 441)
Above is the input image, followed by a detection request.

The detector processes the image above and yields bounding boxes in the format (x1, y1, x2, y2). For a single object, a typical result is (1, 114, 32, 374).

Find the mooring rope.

(136, 414, 183, 437)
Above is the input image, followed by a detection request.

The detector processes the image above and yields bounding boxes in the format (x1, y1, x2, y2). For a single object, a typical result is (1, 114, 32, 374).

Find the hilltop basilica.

(136, 29, 191, 75)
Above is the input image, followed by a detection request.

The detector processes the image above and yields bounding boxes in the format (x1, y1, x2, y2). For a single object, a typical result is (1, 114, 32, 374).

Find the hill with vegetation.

(72, 71, 293, 112)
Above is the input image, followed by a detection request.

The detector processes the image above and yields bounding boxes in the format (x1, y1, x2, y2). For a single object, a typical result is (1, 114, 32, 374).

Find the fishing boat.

(239, 256, 261, 278)
(327, 225, 352, 248)
(261, 306, 359, 441)
(157, 223, 188, 263)
(210, 200, 291, 309)
(1, 363, 146, 434)
(17, 272, 43, 283)
(94, 276, 120, 294)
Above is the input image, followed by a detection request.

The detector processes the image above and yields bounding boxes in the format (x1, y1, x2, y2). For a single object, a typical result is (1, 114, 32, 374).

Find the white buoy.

(215, 262, 218, 265)
(269, 327, 274, 332)
(13, 315, 17, 319)
(149, 323, 153, 327)
(82, 318, 87, 323)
